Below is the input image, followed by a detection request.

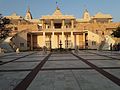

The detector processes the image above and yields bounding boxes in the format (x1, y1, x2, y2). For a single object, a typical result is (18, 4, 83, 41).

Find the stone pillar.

(94, 19, 96, 23)
(30, 34, 33, 50)
(62, 19, 65, 29)
(108, 19, 111, 23)
(71, 19, 74, 29)
(51, 19, 54, 29)
(51, 32, 54, 49)
(71, 31, 74, 48)
(49, 35, 52, 50)
(42, 19, 44, 29)
(83, 33, 85, 49)
(66, 35, 68, 49)
(62, 32, 65, 48)
(43, 32, 46, 46)
(74, 35, 76, 48)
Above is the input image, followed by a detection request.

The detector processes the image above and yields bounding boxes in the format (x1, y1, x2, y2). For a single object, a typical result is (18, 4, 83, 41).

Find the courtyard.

(0, 50, 120, 90)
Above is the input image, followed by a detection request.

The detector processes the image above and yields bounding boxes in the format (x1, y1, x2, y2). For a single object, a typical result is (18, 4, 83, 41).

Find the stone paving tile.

(1, 55, 25, 59)
(77, 54, 96, 56)
(42, 60, 90, 69)
(27, 55, 46, 58)
(104, 69, 120, 78)
(0, 62, 39, 70)
(87, 50, 120, 56)
(80, 55, 111, 60)
(89, 60, 120, 67)
(51, 54, 73, 57)
(108, 55, 120, 59)
(0, 72, 30, 90)
(0, 58, 14, 62)
(27, 71, 55, 90)
(72, 70, 120, 90)
(15, 57, 45, 61)
(48, 56, 78, 61)
(0, 52, 35, 62)
(28, 70, 120, 90)
(77, 52, 95, 56)
(28, 70, 81, 90)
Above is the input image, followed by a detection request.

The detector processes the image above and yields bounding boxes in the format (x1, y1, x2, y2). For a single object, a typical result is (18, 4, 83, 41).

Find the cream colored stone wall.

(17, 24, 38, 31)
(79, 35, 84, 48)
(52, 35, 58, 48)
(87, 30, 101, 49)
(6, 24, 38, 34)
(76, 22, 120, 36)
(12, 31, 28, 51)
(37, 35, 43, 48)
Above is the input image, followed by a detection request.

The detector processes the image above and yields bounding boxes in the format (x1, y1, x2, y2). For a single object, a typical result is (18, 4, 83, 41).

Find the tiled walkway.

(0, 50, 120, 90)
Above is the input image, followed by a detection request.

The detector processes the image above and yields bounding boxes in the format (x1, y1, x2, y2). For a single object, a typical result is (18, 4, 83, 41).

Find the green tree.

(111, 26, 120, 38)
(0, 14, 10, 40)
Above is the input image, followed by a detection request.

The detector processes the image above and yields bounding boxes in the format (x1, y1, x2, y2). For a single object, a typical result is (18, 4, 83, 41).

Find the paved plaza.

(0, 50, 120, 90)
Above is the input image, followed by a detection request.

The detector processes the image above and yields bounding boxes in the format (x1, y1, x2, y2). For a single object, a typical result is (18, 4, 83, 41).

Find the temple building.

(4, 7, 120, 51)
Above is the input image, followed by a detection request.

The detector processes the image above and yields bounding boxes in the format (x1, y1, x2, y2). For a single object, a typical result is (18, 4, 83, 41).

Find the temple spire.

(25, 6, 33, 20)
(83, 8, 91, 21)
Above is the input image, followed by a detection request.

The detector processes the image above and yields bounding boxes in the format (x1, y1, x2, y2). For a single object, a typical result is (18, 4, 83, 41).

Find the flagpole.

(56, 1, 59, 8)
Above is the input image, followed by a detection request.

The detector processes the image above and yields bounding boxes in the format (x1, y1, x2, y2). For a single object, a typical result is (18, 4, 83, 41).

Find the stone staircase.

(98, 36, 106, 50)
(0, 37, 14, 52)
(0, 29, 28, 52)
(98, 35, 115, 50)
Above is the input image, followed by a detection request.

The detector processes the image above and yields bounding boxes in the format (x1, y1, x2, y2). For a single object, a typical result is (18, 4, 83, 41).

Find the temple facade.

(5, 7, 120, 51)
(28, 7, 87, 50)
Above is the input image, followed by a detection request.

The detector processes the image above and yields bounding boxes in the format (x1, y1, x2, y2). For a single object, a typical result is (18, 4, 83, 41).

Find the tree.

(111, 26, 120, 38)
(0, 14, 10, 40)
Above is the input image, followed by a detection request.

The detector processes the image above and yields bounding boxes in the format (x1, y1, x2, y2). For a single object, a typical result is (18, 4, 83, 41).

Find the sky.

(0, 0, 120, 22)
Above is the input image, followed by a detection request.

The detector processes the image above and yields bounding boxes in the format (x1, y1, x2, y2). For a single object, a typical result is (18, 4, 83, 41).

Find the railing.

(39, 28, 75, 31)
(9, 40, 17, 51)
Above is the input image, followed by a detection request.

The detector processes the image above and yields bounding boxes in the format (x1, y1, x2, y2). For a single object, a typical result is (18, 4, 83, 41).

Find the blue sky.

(0, 0, 120, 22)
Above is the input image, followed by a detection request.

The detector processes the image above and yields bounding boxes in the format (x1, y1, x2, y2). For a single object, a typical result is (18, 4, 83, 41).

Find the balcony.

(39, 28, 75, 32)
